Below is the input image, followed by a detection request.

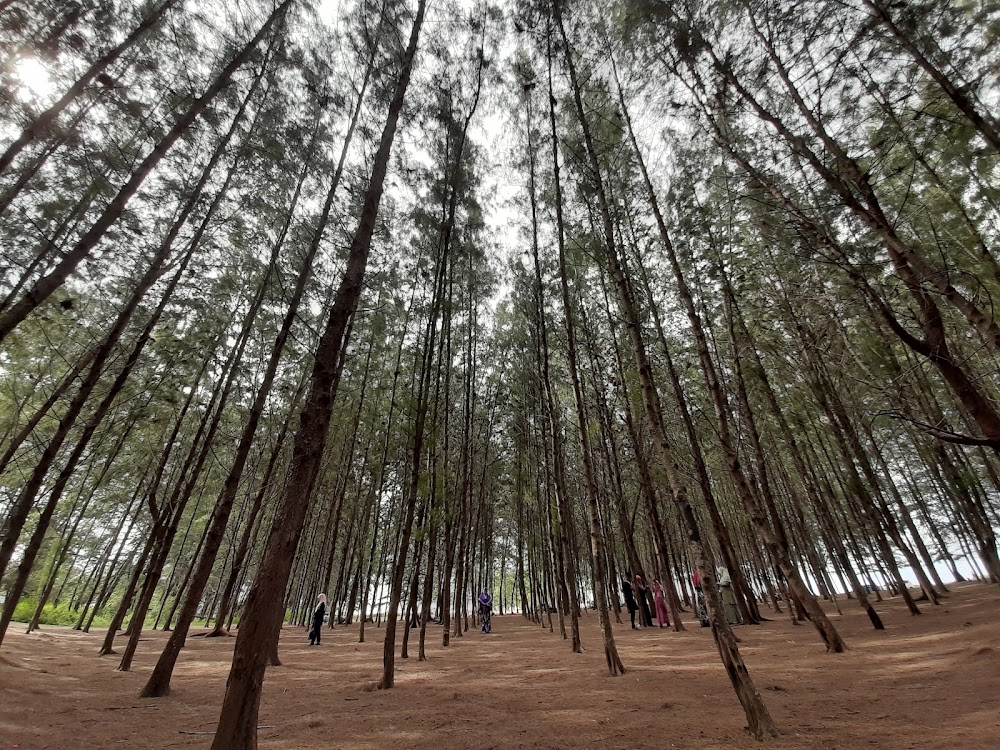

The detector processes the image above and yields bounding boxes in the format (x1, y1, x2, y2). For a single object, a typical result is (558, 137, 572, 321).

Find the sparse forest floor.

(1, 583, 997, 750)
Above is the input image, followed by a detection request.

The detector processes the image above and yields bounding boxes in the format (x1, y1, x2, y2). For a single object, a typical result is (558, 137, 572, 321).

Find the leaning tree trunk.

(0, 0, 290, 344)
(26, 416, 143, 633)
(0, 0, 181, 178)
(0, 345, 96, 478)
(95, 321, 226, 656)
(543, 52, 623, 674)
(612, 47, 845, 651)
(138, 45, 372, 697)
(0, 229, 209, 648)
(554, 0, 776, 737)
(379, 47, 481, 687)
(527, 43, 581, 652)
(210, 3, 426, 744)
(860, 0, 1000, 153)
(208, 396, 298, 637)
(597, 294, 686, 631)
(620, 241, 759, 625)
(0, 11, 286, 591)
(74, 476, 144, 630)
(418, 291, 452, 659)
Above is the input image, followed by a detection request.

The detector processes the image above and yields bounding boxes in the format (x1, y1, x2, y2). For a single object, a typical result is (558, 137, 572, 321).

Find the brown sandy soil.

(1, 582, 998, 750)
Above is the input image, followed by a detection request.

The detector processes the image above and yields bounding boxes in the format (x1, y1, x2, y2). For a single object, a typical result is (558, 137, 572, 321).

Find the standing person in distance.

(309, 594, 327, 646)
(478, 591, 493, 634)
(653, 578, 670, 628)
(634, 572, 655, 627)
(622, 572, 639, 629)
(718, 567, 741, 625)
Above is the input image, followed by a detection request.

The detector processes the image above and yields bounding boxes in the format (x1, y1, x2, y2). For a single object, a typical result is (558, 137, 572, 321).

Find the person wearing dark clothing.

(634, 573, 655, 627)
(622, 574, 639, 629)
(478, 592, 493, 633)
(309, 594, 327, 645)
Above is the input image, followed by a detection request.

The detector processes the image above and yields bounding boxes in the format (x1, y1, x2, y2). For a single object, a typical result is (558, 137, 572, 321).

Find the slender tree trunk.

(210, 4, 426, 743)
(0, 0, 181, 178)
(26, 419, 144, 632)
(139, 55, 371, 696)
(861, 0, 1000, 153)
(613, 49, 845, 653)
(0, 0, 291, 343)
(0, 346, 97, 478)
(543, 57, 623, 673)
(554, 2, 776, 737)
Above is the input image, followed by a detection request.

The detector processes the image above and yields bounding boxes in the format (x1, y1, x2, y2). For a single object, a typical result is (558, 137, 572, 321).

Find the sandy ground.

(0, 582, 998, 750)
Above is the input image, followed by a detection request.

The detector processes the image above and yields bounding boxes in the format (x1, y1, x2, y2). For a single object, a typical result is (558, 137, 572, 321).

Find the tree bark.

(209, 2, 426, 743)
(139, 45, 371, 696)
(544, 48, 623, 673)
(553, 1, 776, 737)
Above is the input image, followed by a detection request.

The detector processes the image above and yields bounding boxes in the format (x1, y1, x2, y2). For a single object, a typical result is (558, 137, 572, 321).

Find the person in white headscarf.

(309, 594, 327, 645)
(718, 568, 741, 625)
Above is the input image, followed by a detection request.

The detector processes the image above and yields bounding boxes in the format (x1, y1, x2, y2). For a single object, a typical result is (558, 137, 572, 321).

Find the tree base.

(139, 682, 170, 698)
(201, 630, 233, 638)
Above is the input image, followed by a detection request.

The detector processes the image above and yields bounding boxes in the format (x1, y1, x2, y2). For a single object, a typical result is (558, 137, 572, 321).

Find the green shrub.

(10, 598, 112, 629)
(12, 598, 74, 626)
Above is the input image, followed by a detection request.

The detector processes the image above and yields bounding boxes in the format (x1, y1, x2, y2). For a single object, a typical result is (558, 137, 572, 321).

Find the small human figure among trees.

(718, 569, 741, 626)
(653, 578, 670, 628)
(622, 573, 639, 629)
(634, 572, 655, 627)
(309, 594, 326, 646)
(478, 592, 493, 634)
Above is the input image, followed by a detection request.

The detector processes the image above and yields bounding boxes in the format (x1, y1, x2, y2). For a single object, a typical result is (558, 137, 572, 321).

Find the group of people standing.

(621, 572, 671, 629)
(624, 567, 743, 629)
(306, 566, 742, 645)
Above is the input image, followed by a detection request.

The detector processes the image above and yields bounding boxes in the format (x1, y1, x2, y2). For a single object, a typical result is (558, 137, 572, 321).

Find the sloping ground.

(1, 583, 998, 749)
